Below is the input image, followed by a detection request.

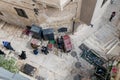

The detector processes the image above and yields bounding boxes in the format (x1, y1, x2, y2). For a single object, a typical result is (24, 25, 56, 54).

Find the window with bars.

(14, 7, 28, 18)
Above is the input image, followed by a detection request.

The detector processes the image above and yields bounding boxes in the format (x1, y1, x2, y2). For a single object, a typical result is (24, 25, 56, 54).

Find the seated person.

(41, 46, 49, 55)
(2, 41, 15, 51)
(56, 37, 64, 49)
(19, 51, 27, 60)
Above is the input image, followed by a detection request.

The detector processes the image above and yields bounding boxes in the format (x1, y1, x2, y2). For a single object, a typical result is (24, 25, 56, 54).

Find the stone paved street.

(0, 0, 120, 80)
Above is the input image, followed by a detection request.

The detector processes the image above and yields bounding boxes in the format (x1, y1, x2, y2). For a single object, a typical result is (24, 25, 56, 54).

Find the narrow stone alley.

(0, 0, 120, 80)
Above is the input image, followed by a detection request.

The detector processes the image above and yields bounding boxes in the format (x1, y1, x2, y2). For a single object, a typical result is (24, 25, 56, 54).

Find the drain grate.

(73, 74, 81, 80)
(71, 51, 77, 57)
(75, 62, 81, 69)
(35, 76, 44, 80)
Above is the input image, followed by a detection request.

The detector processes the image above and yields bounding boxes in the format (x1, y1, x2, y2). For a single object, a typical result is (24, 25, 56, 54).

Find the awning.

(58, 27, 67, 33)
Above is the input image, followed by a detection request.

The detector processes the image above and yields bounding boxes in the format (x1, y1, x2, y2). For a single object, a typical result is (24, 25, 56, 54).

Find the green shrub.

(0, 55, 19, 73)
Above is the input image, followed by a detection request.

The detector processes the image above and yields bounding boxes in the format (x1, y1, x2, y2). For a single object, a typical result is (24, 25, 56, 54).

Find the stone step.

(105, 38, 118, 50)
(0, 21, 6, 29)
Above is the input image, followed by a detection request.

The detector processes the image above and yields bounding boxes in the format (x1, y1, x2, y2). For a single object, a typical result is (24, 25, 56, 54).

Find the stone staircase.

(83, 22, 119, 59)
(82, 0, 120, 57)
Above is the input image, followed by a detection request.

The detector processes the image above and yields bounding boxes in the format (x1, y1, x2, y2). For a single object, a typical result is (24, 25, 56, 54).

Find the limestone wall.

(1, 0, 105, 32)
(80, 0, 97, 25)
(79, 0, 110, 25)
(0, 0, 37, 27)
(0, 0, 79, 31)
(36, 0, 71, 10)
(91, 0, 110, 24)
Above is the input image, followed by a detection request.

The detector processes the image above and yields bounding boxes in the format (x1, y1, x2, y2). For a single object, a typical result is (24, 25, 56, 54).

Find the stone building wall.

(0, 0, 37, 27)
(36, 0, 71, 10)
(0, 0, 80, 32)
(0, 0, 110, 32)
(91, 0, 110, 24)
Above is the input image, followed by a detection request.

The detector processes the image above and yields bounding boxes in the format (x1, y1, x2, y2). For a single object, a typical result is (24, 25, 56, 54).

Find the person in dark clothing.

(0, 50, 5, 55)
(56, 37, 61, 49)
(33, 49, 38, 55)
(56, 36, 64, 50)
(59, 36, 64, 51)
(41, 46, 49, 55)
(109, 12, 116, 22)
(2, 41, 15, 51)
(89, 24, 93, 28)
(19, 51, 27, 60)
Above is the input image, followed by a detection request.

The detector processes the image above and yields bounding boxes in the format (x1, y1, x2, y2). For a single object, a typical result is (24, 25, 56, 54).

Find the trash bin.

(30, 25, 42, 40)
(42, 28, 54, 40)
